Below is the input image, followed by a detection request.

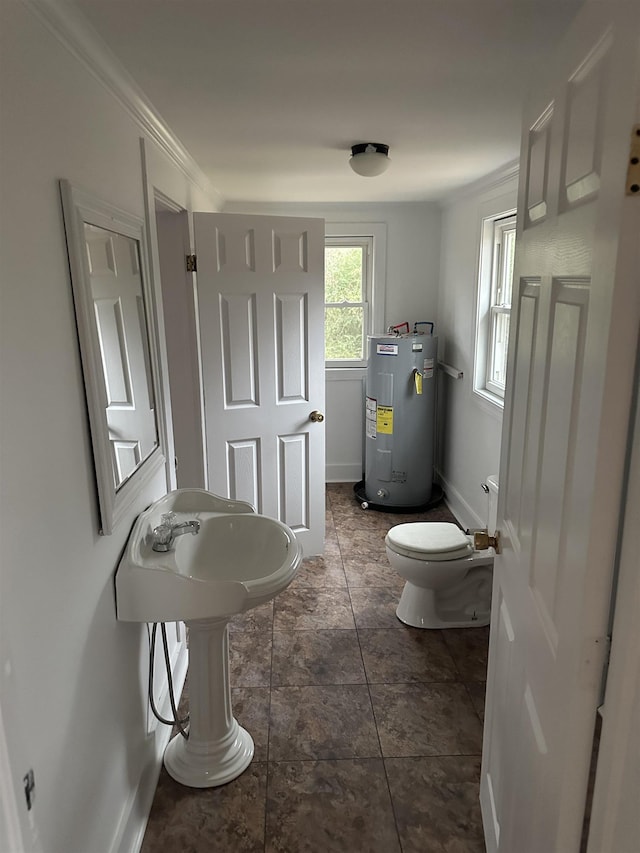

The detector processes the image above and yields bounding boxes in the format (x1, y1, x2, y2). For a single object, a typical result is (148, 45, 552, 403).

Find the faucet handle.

(161, 511, 178, 528)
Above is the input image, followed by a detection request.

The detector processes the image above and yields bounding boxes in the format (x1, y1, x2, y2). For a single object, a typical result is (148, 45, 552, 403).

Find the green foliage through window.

(325, 247, 362, 302)
(325, 307, 364, 360)
(325, 244, 366, 362)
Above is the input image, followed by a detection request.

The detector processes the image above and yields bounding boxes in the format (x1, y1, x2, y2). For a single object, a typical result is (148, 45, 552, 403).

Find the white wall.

(225, 201, 442, 481)
(436, 165, 519, 528)
(0, 4, 217, 852)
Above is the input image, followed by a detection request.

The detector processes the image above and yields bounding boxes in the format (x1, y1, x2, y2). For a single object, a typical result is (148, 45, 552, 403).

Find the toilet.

(385, 475, 498, 629)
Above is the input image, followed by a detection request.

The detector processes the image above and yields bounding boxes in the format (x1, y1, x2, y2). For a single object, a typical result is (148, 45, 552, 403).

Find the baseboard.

(437, 472, 484, 530)
(325, 463, 362, 483)
(111, 639, 189, 853)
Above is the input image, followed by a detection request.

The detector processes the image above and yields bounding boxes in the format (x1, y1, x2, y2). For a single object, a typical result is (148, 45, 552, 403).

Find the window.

(324, 237, 371, 366)
(324, 223, 386, 369)
(474, 212, 516, 406)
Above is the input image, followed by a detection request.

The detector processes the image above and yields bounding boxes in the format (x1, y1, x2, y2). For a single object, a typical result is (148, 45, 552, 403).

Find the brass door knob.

(309, 410, 325, 423)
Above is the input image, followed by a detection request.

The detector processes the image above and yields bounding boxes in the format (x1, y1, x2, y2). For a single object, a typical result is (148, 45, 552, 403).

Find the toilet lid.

(386, 522, 473, 560)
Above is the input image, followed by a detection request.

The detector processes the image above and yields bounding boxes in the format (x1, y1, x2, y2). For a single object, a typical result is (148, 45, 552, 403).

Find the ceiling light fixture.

(349, 142, 391, 177)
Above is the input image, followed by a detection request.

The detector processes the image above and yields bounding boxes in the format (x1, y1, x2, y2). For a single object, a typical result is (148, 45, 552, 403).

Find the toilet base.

(396, 574, 491, 629)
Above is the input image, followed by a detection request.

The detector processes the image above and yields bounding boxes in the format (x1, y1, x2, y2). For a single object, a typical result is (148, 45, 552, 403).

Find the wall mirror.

(60, 180, 166, 534)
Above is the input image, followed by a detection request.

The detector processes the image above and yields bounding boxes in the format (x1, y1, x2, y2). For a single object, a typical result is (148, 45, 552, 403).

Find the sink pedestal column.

(163, 617, 254, 787)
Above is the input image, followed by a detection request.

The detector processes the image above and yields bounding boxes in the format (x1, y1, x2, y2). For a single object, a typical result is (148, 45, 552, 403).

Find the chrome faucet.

(152, 511, 201, 552)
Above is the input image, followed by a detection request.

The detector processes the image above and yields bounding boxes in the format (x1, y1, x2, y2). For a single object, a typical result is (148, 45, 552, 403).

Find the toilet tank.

(486, 474, 499, 531)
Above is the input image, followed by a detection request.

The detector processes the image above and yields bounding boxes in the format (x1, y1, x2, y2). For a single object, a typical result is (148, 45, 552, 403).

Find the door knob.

(309, 410, 325, 423)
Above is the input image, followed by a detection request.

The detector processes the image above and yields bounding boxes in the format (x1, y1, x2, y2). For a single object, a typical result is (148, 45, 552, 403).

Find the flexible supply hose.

(147, 622, 190, 739)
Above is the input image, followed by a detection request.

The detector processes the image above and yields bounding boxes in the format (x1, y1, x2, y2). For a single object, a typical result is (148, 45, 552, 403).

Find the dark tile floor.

(141, 484, 488, 853)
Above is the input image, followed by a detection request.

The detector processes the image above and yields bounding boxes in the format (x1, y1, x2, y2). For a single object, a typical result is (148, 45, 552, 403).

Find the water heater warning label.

(423, 357, 435, 379)
(366, 397, 377, 438)
(377, 406, 394, 434)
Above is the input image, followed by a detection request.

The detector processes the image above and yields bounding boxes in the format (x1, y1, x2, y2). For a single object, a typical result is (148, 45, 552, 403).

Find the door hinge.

(625, 124, 640, 195)
(186, 254, 197, 272)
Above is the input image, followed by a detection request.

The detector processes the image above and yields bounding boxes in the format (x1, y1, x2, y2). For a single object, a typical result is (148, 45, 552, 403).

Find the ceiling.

(68, 0, 583, 205)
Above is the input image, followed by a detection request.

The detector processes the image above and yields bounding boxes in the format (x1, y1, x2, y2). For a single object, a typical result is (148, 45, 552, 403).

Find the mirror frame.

(60, 180, 166, 534)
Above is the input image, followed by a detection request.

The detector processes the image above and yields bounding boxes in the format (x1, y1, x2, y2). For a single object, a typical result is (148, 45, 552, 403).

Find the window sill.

(473, 386, 504, 418)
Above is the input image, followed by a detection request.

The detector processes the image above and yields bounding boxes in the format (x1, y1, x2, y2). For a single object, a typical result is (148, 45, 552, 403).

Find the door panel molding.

(481, 5, 640, 851)
(195, 212, 325, 555)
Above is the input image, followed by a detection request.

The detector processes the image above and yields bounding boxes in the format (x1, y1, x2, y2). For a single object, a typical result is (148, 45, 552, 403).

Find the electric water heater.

(364, 331, 438, 508)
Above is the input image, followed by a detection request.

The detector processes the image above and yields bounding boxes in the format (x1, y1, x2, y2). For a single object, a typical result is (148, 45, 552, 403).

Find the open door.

(193, 213, 326, 556)
(480, 4, 640, 851)
(586, 344, 640, 851)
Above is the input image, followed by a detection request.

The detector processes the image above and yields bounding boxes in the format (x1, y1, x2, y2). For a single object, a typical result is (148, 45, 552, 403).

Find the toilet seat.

(386, 522, 473, 562)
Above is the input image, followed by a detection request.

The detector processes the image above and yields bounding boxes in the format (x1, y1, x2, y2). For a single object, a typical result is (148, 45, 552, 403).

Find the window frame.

(474, 210, 517, 409)
(324, 223, 386, 372)
(324, 236, 371, 368)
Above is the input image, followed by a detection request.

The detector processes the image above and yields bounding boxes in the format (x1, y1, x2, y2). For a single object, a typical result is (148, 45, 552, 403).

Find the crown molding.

(439, 158, 519, 208)
(23, 0, 224, 209)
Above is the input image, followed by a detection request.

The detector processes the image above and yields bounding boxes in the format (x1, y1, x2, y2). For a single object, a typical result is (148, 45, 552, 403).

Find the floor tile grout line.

(463, 681, 486, 725)
(441, 631, 467, 683)
(440, 630, 490, 687)
(341, 512, 406, 851)
(263, 752, 483, 765)
(329, 494, 398, 811)
(263, 760, 271, 853)
(265, 677, 481, 688)
(381, 755, 408, 853)
(360, 625, 406, 852)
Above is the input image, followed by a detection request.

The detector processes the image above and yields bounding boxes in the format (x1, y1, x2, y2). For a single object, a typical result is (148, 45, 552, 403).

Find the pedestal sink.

(115, 489, 302, 787)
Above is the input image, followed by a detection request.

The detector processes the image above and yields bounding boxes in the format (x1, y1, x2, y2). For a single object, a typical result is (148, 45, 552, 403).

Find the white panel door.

(85, 225, 158, 487)
(481, 5, 640, 852)
(586, 356, 640, 853)
(194, 213, 325, 556)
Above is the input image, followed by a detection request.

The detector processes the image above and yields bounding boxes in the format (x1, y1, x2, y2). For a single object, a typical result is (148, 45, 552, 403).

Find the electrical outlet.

(23, 768, 35, 810)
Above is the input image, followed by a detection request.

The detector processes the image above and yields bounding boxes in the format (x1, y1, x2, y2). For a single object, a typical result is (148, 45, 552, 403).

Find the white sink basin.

(116, 489, 303, 623)
(115, 488, 303, 788)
